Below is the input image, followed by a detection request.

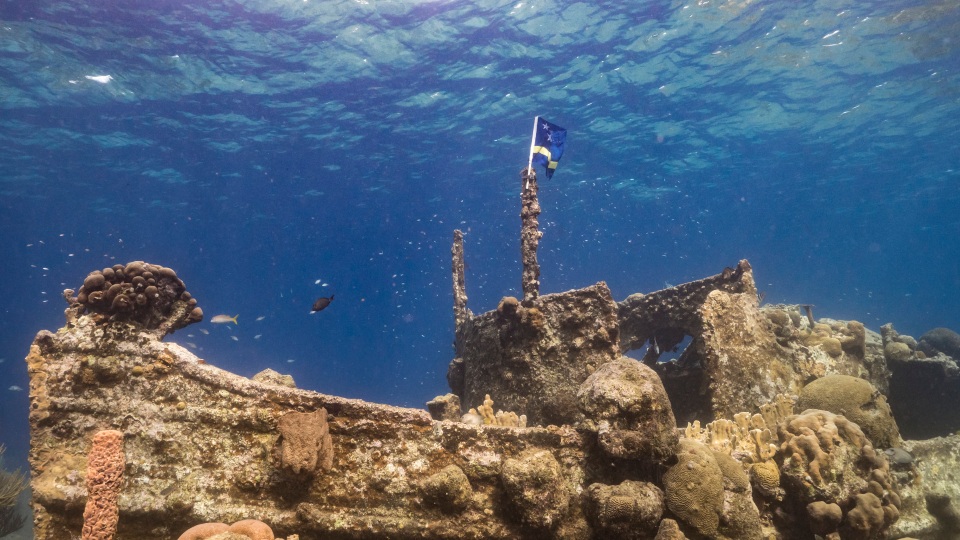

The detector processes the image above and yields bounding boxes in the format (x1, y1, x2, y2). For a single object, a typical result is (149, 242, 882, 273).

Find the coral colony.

(22, 172, 960, 539)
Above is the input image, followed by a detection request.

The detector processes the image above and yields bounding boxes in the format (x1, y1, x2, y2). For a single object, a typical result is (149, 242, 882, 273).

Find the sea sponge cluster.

(66, 261, 202, 335)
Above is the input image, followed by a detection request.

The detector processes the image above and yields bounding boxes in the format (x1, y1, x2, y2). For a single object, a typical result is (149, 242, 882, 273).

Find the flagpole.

(527, 116, 539, 173)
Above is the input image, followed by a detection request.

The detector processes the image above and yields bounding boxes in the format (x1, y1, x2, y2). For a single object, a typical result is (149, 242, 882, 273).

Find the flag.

(530, 117, 566, 179)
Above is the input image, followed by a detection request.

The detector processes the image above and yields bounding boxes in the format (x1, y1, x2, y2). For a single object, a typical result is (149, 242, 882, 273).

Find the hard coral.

(585, 480, 664, 540)
(779, 409, 900, 538)
(81, 430, 124, 540)
(662, 439, 724, 538)
(798, 375, 901, 448)
(66, 261, 202, 337)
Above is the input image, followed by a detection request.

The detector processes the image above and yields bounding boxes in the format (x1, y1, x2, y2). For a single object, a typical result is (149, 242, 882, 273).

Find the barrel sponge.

(66, 261, 202, 336)
(420, 464, 472, 513)
(798, 375, 901, 448)
(662, 439, 724, 538)
(500, 449, 570, 531)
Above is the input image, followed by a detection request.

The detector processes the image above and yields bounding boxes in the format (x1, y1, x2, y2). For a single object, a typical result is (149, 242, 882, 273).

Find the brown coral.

(779, 410, 900, 538)
(66, 261, 201, 336)
(81, 430, 125, 540)
(577, 357, 678, 462)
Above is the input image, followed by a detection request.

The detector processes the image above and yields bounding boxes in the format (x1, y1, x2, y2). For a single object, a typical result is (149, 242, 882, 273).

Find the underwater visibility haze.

(1, 0, 959, 531)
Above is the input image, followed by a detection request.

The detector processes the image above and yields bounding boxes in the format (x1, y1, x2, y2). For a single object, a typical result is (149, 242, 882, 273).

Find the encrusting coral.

(81, 430, 124, 540)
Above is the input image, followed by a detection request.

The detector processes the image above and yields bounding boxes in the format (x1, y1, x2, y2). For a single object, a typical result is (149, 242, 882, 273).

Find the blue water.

(1, 0, 958, 523)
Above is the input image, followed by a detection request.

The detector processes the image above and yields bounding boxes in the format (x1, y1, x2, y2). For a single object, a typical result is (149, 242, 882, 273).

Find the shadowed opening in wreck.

(633, 330, 711, 426)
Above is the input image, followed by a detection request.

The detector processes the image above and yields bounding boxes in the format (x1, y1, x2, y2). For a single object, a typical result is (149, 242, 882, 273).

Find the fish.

(230, 336, 239, 341)
(255, 315, 265, 321)
(199, 329, 209, 335)
(311, 295, 334, 313)
(8, 385, 23, 392)
(211, 314, 238, 324)
(652, 336, 660, 355)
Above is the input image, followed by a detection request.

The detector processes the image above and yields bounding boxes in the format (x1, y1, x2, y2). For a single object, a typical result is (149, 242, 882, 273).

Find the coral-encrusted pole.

(81, 430, 125, 540)
(520, 167, 542, 302)
(452, 229, 470, 328)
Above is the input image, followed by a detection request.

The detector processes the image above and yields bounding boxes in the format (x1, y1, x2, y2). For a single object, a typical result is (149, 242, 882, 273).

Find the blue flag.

(530, 117, 566, 179)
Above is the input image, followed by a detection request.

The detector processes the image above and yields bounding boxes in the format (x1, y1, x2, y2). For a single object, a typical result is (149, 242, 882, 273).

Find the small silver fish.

(211, 314, 238, 324)
(230, 336, 239, 341)
(8, 385, 23, 392)
(255, 315, 265, 321)
(199, 329, 209, 335)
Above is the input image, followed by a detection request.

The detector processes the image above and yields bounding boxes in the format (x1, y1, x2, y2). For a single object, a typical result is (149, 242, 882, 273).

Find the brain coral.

(662, 439, 724, 538)
(798, 375, 901, 448)
(66, 261, 202, 336)
(584, 480, 664, 539)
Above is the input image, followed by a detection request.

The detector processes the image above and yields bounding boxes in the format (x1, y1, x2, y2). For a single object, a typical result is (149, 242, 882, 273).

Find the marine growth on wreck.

(21, 223, 960, 540)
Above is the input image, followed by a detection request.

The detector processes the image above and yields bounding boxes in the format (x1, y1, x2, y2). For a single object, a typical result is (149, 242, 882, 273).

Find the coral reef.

(419, 464, 472, 513)
(425, 393, 461, 422)
(65, 261, 202, 337)
(460, 393, 527, 427)
(499, 449, 571, 532)
(81, 430, 125, 540)
(0, 445, 27, 537)
(797, 374, 901, 448)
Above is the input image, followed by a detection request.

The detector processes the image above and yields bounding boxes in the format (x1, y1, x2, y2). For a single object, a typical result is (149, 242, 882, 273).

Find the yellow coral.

(750, 461, 781, 496)
(471, 394, 527, 428)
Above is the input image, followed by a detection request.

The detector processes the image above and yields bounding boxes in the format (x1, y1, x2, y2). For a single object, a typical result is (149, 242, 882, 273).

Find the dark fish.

(311, 295, 334, 313)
